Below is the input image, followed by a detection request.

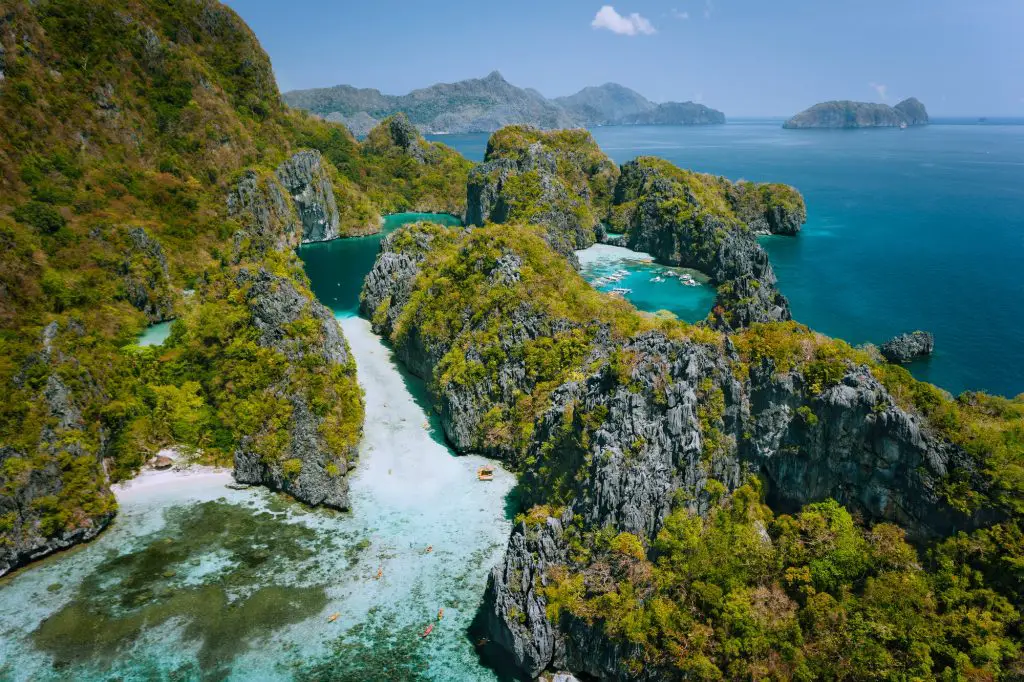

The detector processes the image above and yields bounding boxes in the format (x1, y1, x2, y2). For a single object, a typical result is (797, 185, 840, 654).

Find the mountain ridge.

(283, 73, 725, 135)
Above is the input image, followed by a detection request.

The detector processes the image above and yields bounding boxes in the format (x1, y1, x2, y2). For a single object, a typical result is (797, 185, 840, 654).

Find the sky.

(223, 0, 1024, 116)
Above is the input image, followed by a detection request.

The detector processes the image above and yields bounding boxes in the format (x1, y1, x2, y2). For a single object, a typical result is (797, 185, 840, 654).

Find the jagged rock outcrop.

(232, 268, 357, 510)
(363, 112, 428, 163)
(466, 127, 619, 265)
(1, 322, 115, 577)
(120, 226, 174, 322)
(363, 223, 991, 680)
(880, 330, 935, 363)
(274, 150, 342, 243)
(784, 98, 929, 129)
(612, 157, 800, 328)
(227, 169, 301, 257)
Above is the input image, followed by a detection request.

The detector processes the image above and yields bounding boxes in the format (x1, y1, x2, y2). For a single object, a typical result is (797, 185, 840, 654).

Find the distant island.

(283, 72, 725, 135)
(783, 97, 929, 129)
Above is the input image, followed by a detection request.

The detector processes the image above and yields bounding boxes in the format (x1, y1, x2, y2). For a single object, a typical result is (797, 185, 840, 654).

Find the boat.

(328, 612, 340, 622)
(422, 624, 434, 638)
(651, 276, 664, 283)
(477, 466, 495, 481)
(438, 608, 445, 620)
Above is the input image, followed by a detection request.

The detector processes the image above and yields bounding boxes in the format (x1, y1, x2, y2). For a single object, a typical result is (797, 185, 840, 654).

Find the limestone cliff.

(275, 150, 344, 242)
(231, 268, 359, 510)
(466, 127, 618, 264)
(0, 322, 115, 577)
(611, 157, 804, 328)
(362, 222, 1010, 680)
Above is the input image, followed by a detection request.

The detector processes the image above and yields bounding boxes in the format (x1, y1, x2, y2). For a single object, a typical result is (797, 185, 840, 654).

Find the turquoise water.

(1, 212, 517, 680)
(433, 123, 1024, 397)
(136, 320, 173, 346)
(577, 244, 716, 323)
(299, 212, 462, 318)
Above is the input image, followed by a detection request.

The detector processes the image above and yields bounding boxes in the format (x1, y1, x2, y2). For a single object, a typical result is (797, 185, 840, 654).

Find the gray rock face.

(227, 169, 301, 257)
(364, 229, 988, 680)
(275, 150, 340, 243)
(120, 226, 174, 322)
(880, 330, 935, 363)
(231, 268, 355, 510)
(466, 140, 599, 265)
(376, 112, 428, 162)
(1, 323, 114, 577)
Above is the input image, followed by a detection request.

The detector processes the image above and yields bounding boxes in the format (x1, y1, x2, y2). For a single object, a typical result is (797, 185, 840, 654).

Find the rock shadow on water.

(29, 500, 331, 679)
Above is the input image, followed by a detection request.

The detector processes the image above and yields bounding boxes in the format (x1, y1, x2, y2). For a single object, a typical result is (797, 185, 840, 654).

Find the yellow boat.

(477, 466, 494, 481)
(327, 612, 340, 622)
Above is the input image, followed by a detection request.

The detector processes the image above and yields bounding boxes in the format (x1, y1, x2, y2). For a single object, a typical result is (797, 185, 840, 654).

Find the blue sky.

(224, 0, 1023, 116)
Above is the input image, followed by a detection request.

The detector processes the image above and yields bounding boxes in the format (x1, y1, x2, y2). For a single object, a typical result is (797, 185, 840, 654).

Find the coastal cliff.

(610, 157, 805, 328)
(465, 127, 805, 329)
(363, 221, 1022, 680)
(784, 97, 929, 129)
(466, 127, 619, 262)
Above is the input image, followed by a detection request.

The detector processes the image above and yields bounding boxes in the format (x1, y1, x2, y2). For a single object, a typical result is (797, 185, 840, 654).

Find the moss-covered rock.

(612, 157, 803, 328)
(466, 126, 618, 263)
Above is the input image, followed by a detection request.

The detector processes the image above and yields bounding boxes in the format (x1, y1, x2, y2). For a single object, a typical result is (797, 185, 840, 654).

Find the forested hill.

(283, 73, 725, 135)
(0, 0, 467, 575)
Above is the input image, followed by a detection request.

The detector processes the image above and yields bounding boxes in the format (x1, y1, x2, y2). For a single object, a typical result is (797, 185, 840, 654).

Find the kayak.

(422, 624, 434, 638)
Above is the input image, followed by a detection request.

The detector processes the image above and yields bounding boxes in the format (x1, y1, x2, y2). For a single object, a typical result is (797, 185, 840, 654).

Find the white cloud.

(591, 6, 656, 36)
(869, 82, 888, 101)
(703, 0, 714, 19)
(671, 8, 690, 19)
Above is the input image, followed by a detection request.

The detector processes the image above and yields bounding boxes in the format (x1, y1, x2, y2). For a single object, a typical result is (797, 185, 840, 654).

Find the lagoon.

(431, 121, 1024, 397)
(0, 213, 514, 681)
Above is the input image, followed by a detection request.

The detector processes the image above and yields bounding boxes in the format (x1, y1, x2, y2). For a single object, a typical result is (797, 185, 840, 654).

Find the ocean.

(430, 120, 1024, 398)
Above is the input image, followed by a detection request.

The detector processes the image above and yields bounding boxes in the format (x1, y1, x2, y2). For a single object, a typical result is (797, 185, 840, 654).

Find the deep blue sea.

(429, 121, 1024, 398)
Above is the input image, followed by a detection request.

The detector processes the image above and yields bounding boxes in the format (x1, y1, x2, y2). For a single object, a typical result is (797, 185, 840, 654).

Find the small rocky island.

(784, 97, 929, 129)
(881, 330, 935, 363)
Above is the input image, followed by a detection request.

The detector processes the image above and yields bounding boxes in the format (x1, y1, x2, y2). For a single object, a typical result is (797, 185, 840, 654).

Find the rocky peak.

(274, 149, 341, 243)
(120, 226, 174, 322)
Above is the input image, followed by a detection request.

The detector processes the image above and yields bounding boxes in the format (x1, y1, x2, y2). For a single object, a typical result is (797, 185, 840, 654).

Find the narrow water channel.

(0, 214, 516, 681)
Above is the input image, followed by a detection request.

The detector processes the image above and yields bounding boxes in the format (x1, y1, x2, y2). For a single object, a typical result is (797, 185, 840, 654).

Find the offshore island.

(0, 1, 1021, 681)
(784, 97, 930, 128)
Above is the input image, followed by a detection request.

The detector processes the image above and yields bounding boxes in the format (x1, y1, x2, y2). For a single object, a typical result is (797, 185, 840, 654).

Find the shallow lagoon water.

(0, 319, 515, 681)
(136, 320, 173, 346)
(576, 243, 716, 323)
(1, 213, 515, 680)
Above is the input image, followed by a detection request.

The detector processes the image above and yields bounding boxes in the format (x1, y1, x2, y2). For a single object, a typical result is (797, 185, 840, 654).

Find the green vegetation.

(485, 125, 620, 219)
(294, 113, 472, 218)
(545, 481, 1022, 679)
(0, 0, 450, 560)
(378, 218, 1023, 678)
